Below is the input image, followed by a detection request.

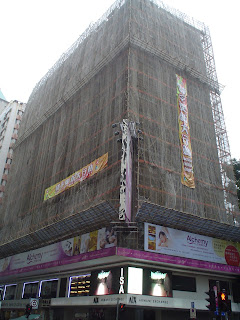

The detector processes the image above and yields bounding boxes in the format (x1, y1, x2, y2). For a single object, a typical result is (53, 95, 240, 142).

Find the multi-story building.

(0, 90, 8, 114)
(0, 99, 26, 205)
(0, 0, 239, 319)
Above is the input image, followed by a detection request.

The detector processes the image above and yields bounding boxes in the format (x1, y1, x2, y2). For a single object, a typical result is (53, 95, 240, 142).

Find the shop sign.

(0, 229, 116, 278)
(129, 296, 137, 304)
(51, 294, 209, 310)
(133, 295, 169, 308)
(1, 299, 28, 309)
(119, 268, 124, 294)
(41, 299, 51, 307)
(144, 222, 240, 273)
(93, 297, 99, 304)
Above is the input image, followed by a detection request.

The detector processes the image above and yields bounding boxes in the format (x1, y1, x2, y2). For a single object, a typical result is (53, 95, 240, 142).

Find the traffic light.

(218, 291, 227, 312)
(218, 291, 232, 314)
(25, 304, 32, 318)
(205, 290, 216, 312)
(119, 303, 126, 313)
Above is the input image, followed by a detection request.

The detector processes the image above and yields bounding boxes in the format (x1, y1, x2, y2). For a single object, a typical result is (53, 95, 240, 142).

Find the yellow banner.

(44, 153, 108, 200)
(176, 75, 195, 188)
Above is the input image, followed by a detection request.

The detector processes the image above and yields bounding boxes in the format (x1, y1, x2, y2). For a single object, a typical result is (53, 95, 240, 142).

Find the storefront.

(0, 224, 240, 320)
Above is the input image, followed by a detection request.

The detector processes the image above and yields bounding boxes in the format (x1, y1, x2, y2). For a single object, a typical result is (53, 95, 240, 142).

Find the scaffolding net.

(0, 0, 238, 252)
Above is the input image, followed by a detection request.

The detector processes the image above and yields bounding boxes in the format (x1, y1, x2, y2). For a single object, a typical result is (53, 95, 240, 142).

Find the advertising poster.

(44, 153, 108, 200)
(144, 223, 240, 268)
(125, 126, 133, 222)
(143, 269, 172, 297)
(90, 266, 172, 297)
(0, 227, 117, 277)
(90, 267, 127, 296)
(176, 75, 195, 188)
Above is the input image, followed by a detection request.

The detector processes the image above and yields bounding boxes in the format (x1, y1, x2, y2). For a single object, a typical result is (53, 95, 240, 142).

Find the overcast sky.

(0, 0, 239, 159)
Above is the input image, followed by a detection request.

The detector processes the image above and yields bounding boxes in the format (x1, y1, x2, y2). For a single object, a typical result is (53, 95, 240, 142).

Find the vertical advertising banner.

(176, 75, 195, 188)
(125, 125, 133, 222)
(119, 120, 133, 222)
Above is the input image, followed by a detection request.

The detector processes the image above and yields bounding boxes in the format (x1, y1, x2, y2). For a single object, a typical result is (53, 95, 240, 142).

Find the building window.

(68, 274, 91, 297)
(39, 279, 58, 299)
(4, 284, 17, 300)
(22, 281, 39, 299)
(172, 275, 196, 292)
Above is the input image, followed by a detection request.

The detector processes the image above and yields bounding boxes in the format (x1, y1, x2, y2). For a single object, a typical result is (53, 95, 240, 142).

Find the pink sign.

(0, 227, 117, 277)
(116, 247, 240, 274)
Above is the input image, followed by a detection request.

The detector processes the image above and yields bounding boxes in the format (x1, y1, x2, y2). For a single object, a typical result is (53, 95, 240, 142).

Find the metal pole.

(116, 297, 120, 320)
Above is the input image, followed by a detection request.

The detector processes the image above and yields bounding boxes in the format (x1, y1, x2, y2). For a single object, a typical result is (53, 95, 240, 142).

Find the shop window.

(68, 274, 91, 297)
(22, 281, 39, 299)
(172, 275, 196, 292)
(209, 280, 230, 295)
(39, 279, 58, 299)
(4, 284, 17, 300)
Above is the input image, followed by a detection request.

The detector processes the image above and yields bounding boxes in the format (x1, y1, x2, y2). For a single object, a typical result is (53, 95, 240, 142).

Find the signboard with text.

(144, 223, 240, 272)
(0, 227, 116, 277)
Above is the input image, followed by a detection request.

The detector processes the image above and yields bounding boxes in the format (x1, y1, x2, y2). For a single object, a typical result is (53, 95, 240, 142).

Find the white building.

(0, 89, 8, 113)
(0, 98, 26, 204)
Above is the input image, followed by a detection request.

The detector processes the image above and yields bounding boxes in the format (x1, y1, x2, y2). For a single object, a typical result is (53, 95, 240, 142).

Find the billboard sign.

(44, 153, 108, 200)
(0, 227, 116, 277)
(144, 223, 240, 268)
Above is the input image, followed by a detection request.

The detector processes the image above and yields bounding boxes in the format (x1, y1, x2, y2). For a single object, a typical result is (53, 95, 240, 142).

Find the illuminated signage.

(128, 267, 143, 295)
(98, 271, 110, 280)
(119, 268, 125, 294)
(68, 274, 91, 297)
(90, 268, 127, 296)
(151, 272, 167, 280)
(144, 269, 172, 297)
(95, 270, 113, 295)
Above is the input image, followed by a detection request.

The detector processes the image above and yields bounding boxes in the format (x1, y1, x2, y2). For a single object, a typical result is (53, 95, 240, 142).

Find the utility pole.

(116, 297, 120, 320)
